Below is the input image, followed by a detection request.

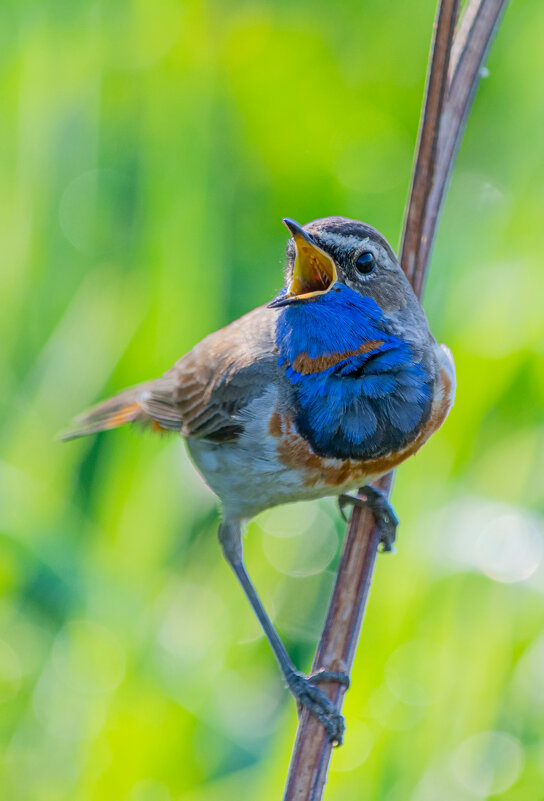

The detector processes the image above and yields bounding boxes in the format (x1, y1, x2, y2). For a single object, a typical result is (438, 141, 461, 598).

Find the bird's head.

(269, 216, 416, 318)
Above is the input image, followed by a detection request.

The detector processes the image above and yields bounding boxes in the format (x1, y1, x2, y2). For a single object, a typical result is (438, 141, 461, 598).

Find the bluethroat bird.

(62, 217, 455, 744)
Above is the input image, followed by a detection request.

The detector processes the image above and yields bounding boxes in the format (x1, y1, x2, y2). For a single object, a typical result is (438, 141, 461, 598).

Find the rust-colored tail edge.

(58, 383, 150, 441)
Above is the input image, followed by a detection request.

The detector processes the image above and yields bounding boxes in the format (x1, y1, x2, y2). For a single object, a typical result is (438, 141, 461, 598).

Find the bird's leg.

(338, 486, 399, 552)
(218, 520, 349, 745)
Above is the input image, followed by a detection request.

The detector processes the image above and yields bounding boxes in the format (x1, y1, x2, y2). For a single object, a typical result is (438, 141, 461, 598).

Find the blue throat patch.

(275, 284, 433, 460)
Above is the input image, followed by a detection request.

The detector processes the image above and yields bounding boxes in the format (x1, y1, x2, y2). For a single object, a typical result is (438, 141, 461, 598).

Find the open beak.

(269, 218, 337, 308)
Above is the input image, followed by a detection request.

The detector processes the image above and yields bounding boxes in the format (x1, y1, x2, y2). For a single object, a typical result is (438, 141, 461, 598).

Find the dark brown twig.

(400, 0, 460, 295)
(282, 1, 508, 799)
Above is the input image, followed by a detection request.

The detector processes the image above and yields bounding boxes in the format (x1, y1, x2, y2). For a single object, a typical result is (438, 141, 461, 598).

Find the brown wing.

(139, 305, 278, 441)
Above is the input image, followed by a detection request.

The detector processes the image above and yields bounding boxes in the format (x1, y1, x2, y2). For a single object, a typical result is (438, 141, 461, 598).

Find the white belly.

(186, 342, 455, 520)
(186, 387, 363, 519)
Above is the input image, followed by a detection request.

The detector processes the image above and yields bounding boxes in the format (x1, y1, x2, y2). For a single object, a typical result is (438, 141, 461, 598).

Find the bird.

(62, 216, 455, 744)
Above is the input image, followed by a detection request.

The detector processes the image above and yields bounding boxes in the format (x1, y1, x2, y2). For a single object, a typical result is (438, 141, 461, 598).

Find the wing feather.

(143, 306, 278, 441)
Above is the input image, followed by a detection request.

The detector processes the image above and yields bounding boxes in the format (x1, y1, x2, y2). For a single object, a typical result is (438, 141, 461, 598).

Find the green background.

(1, 1, 543, 799)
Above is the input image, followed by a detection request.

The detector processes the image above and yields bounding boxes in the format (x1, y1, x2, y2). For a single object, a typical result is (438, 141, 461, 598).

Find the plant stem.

(282, 2, 508, 799)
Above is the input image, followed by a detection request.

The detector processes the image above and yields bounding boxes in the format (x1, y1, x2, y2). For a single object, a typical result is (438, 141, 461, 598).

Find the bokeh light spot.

(368, 683, 426, 731)
(212, 667, 281, 744)
(255, 501, 319, 538)
(384, 640, 431, 707)
(52, 620, 126, 693)
(431, 498, 544, 584)
(451, 731, 524, 796)
(474, 513, 543, 583)
(261, 511, 337, 577)
(157, 581, 230, 665)
(331, 720, 374, 772)
(33, 671, 109, 741)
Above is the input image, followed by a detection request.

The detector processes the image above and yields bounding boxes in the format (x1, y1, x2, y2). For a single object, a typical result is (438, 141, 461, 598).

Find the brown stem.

(417, 0, 509, 297)
(400, 0, 460, 295)
(282, 1, 508, 799)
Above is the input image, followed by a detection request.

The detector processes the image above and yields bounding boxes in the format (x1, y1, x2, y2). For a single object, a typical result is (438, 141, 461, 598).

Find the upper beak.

(268, 218, 337, 308)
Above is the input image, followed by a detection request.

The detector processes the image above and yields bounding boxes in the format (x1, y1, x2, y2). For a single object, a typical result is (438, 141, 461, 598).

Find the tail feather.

(59, 383, 150, 441)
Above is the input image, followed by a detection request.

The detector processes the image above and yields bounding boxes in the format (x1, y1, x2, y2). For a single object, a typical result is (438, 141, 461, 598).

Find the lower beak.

(270, 218, 337, 307)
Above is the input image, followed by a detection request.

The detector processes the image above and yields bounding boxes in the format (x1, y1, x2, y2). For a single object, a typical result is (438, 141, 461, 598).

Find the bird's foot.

(286, 670, 349, 746)
(338, 487, 399, 552)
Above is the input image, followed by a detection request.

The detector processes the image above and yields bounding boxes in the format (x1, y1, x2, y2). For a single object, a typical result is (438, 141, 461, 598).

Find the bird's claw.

(338, 487, 399, 552)
(286, 671, 347, 746)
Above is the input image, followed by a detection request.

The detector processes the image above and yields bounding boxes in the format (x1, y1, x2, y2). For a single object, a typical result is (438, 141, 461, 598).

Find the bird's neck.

(275, 285, 387, 366)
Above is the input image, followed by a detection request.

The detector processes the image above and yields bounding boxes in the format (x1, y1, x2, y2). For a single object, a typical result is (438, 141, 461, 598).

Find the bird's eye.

(355, 251, 375, 275)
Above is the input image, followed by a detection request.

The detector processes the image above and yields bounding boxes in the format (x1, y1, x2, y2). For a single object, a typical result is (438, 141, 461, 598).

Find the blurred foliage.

(1, 1, 544, 799)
